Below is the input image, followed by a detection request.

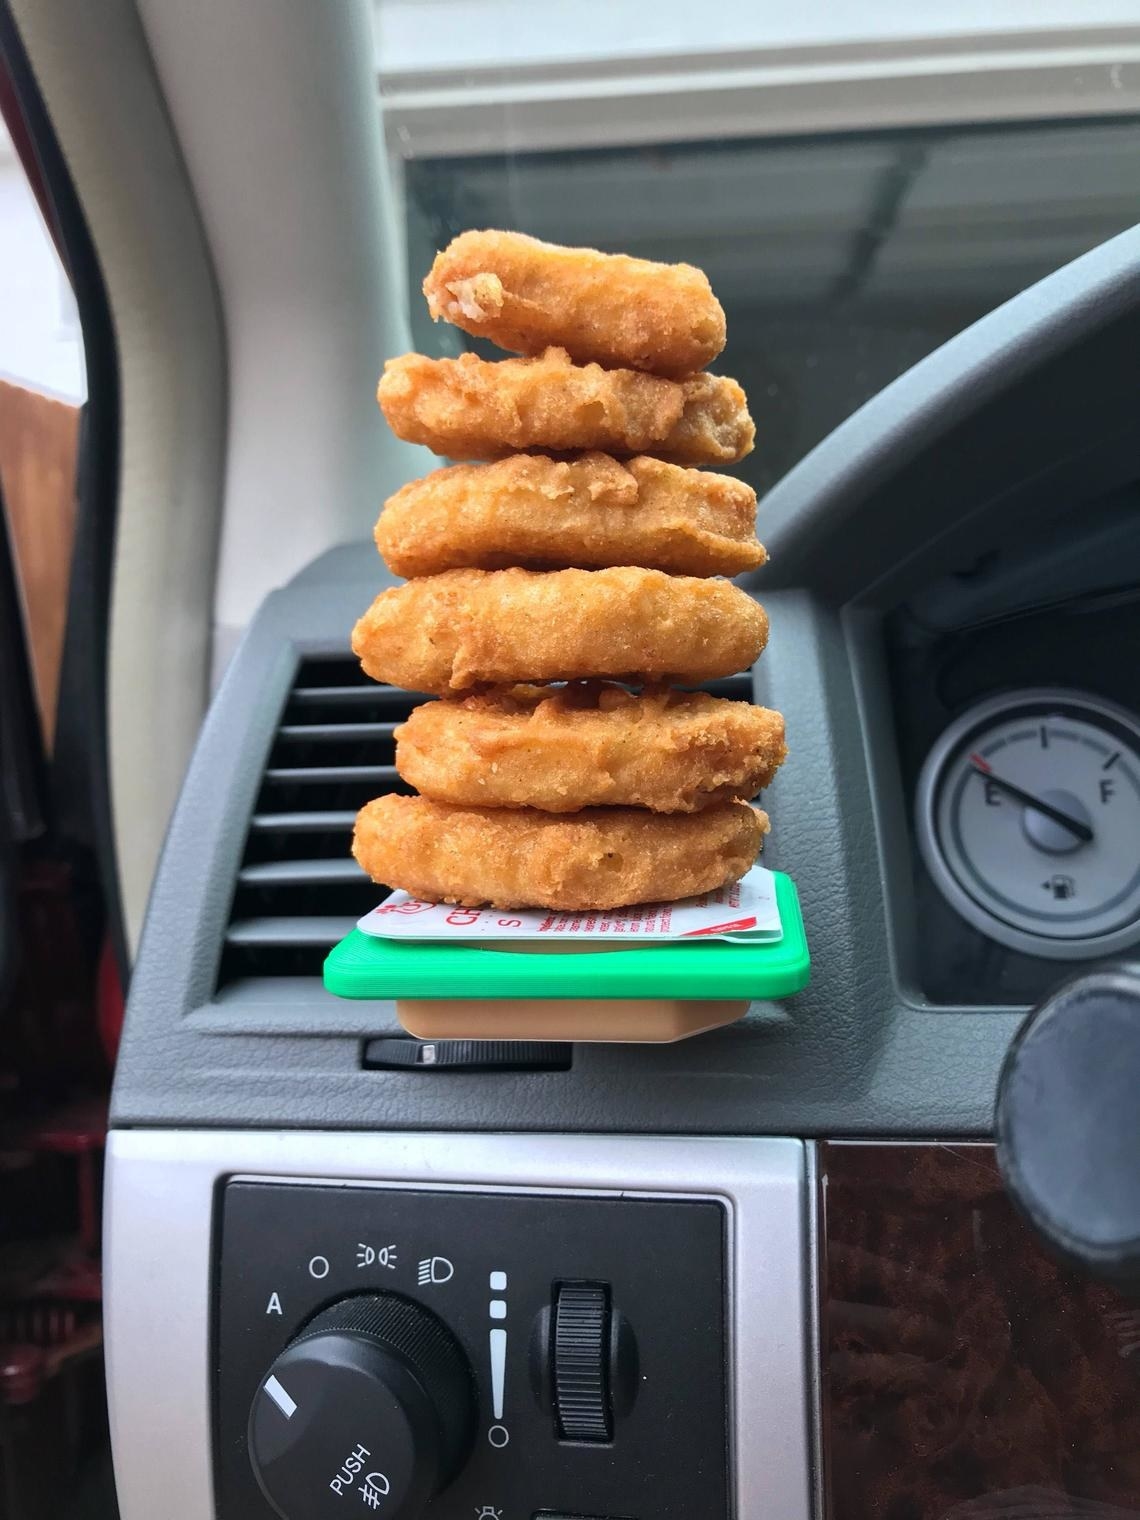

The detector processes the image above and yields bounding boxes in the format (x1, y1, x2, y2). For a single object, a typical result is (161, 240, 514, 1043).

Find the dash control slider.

(554, 1284, 611, 1441)
(531, 1281, 639, 1445)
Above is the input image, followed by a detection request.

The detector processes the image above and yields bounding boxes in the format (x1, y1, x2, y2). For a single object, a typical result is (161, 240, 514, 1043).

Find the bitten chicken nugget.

(352, 567, 767, 695)
(423, 229, 726, 378)
(353, 794, 766, 910)
(375, 454, 765, 579)
(396, 683, 786, 814)
(377, 348, 754, 465)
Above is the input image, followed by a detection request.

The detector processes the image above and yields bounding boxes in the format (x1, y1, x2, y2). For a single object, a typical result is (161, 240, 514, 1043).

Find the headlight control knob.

(248, 1293, 475, 1520)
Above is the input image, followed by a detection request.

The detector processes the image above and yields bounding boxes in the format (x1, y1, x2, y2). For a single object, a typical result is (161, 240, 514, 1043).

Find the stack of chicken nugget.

(351, 230, 787, 913)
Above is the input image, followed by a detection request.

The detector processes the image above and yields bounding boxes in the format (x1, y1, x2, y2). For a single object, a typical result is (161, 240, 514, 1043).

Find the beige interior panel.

(10, 0, 428, 951)
(133, 0, 430, 677)
(9, 0, 226, 954)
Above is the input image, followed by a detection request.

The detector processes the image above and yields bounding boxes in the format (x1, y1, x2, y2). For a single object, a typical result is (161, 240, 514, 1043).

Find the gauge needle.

(968, 754, 1094, 844)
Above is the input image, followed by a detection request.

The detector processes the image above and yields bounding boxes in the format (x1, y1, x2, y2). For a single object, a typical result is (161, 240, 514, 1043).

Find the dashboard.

(100, 188, 1140, 1520)
(887, 491, 1140, 1004)
(10, 0, 1140, 1514)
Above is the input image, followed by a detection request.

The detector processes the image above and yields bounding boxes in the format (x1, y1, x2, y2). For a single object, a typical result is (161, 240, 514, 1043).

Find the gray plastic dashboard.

(113, 224, 1140, 1138)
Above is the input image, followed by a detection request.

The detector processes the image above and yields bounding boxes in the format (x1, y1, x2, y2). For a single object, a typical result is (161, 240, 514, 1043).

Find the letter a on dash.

(266, 1292, 283, 1316)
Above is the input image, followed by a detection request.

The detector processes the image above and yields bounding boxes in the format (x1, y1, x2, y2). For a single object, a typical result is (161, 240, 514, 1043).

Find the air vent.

(217, 663, 759, 987)
(218, 657, 425, 984)
(699, 673, 753, 701)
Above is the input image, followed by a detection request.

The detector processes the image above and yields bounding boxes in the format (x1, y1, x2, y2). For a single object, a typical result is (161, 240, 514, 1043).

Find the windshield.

(373, 4, 1140, 492)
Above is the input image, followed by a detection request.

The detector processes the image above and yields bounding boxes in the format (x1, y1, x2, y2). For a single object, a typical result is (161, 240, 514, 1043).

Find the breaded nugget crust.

(377, 348, 754, 465)
(375, 454, 765, 579)
(353, 794, 766, 910)
(423, 229, 726, 378)
(352, 567, 768, 695)
(396, 683, 787, 813)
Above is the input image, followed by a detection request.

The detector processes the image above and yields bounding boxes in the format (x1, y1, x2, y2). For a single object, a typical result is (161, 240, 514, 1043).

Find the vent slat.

(289, 685, 384, 703)
(238, 858, 364, 887)
(263, 765, 400, 785)
(277, 723, 400, 742)
(218, 657, 415, 987)
(226, 916, 356, 948)
(289, 684, 431, 704)
(250, 811, 357, 832)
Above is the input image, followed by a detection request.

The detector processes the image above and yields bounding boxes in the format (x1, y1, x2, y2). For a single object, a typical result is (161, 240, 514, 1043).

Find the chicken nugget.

(396, 683, 786, 814)
(375, 454, 765, 579)
(377, 348, 754, 465)
(352, 567, 767, 695)
(353, 794, 766, 910)
(423, 229, 726, 378)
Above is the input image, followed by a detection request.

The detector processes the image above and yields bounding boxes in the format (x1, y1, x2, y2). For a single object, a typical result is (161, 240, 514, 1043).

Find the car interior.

(1, 3, 1139, 1518)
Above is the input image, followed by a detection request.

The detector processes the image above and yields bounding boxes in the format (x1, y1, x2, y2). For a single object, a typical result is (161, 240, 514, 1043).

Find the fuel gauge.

(916, 689, 1140, 960)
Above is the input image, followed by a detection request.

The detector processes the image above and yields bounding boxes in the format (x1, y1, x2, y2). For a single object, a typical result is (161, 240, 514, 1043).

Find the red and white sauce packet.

(357, 864, 782, 944)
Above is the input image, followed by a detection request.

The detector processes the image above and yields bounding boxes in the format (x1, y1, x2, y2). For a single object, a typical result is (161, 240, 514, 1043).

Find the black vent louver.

(218, 657, 423, 984)
(697, 674, 753, 701)
(217, 664, 758, 987)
